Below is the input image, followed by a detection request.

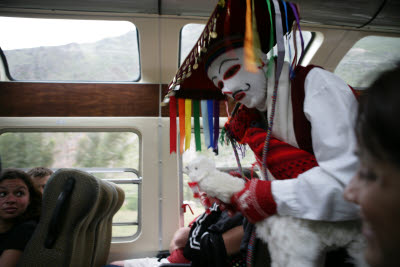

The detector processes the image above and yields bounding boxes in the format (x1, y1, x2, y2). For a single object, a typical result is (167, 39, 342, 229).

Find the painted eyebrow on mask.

(219, 58, 239, 74)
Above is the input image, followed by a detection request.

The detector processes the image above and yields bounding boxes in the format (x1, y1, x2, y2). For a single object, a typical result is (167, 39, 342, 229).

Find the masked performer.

(164, 0, 360, 265)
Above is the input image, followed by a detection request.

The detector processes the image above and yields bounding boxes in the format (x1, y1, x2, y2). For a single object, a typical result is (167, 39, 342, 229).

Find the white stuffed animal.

(184, 155, 246, 203)
(184, 155, 368, 267)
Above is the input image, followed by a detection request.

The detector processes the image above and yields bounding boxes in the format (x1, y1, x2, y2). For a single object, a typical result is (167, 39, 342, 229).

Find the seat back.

(91, 181, 125, 266)
(71, 178, 116, 267)
(18, 169, 124, 267)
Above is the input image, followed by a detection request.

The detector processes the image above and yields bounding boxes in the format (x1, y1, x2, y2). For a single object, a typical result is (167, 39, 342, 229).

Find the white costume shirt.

(268, 65, 360, 221)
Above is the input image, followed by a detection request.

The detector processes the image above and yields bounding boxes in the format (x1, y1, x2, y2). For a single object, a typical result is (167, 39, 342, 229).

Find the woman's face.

(207, 47, 268, 111)
(0, 178, 30, 221)
(344, 152, 400, 267)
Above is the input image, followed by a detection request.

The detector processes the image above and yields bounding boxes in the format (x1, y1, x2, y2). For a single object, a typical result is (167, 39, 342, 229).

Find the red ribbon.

(169, 96, 177, 154)
(181, 203, 194, 215)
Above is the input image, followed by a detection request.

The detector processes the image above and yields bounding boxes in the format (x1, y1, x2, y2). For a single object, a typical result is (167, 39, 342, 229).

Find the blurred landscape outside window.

(0, 17, 140, 81)
(335, 36, 400, 88)
(0, 131, 140, 239)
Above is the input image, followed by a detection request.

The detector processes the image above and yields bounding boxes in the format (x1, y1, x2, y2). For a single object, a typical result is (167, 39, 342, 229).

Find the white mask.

(207, 47, 268, 111)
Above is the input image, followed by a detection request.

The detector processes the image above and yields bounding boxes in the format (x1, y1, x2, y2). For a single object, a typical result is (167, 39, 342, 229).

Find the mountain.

(3, 30, 140, 81)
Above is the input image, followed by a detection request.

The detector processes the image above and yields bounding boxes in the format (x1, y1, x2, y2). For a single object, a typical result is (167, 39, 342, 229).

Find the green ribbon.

(193, 100, 201, 151)
(266, 0, 275, 78)
(266, 0, 275, 51)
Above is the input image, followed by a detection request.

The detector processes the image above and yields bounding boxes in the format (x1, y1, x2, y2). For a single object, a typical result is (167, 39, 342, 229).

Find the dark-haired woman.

(344, 65, 400, 267)
(0, 168, 42, 266)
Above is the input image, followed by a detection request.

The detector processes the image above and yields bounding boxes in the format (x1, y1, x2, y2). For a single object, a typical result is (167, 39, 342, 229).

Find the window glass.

(180, 23, 205, 65)
(0, 132, 139, 169)
(180, 23, 313, 66)
(283, 31, 313, 63)
(112, 183, 139, 238)
(182, 132, 256, 225)
(0, 131, 140, 239)
(0, 17, 140, 81)
(335, 36, 400, 88)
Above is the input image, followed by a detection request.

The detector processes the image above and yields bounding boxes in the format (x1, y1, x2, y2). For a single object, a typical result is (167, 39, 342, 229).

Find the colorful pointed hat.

(165, 0, 299, 154)
(163, 0, 298, 103)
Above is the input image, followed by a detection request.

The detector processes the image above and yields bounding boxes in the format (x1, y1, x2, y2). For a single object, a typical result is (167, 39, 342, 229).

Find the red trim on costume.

(167, 248, 191, 264)
(231, 179, 276, 223)
(242, 128, 318, 179)
(181, 203, 194, 215)
(188, 182, 200, 198)
(348, 85, 361, 101)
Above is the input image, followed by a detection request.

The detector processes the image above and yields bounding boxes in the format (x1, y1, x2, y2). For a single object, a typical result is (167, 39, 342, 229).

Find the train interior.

(0, 0, 399, 264)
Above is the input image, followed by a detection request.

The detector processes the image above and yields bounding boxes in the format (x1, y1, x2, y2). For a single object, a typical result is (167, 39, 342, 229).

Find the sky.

(0, 17, 135, 50)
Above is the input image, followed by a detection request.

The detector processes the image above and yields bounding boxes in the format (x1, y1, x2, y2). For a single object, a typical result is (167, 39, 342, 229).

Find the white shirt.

(270, 66, 360, 221)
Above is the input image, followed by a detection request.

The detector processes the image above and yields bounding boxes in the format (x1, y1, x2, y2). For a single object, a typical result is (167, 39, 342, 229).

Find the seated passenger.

(27, 167, 53, 195)
(109, 192, 245, 267)
(344, 65, 400, 267)
(0, 169, 42, 267)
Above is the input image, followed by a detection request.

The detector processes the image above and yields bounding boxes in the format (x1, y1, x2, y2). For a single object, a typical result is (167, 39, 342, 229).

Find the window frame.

(0, 128, 142, 242)
(178, 23, 317, 68)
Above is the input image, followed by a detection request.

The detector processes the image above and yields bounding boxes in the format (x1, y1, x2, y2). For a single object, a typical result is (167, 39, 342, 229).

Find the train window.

(335, 36, 400, 88)
(0, 130, 141, 240)
(271, 31, 314, 64)
(0, 17, 140, 82)
(180, 23, 205, 65)
(182, 132, 256, 225)
(180, 23, 314, 65)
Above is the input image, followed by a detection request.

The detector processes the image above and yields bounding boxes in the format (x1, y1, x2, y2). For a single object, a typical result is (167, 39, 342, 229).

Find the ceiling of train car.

(0, 0, 398, 32)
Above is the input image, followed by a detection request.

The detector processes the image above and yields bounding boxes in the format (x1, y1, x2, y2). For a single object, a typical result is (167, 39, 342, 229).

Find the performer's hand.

(224, 105, 264, 142)
(215, 199, 237, 217)
(214, 170, 249, 217)
(230, 179, 277, 223)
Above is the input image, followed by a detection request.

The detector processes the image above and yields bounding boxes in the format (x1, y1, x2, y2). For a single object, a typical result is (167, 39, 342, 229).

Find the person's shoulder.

(11, 220, 37, 236)
(2, 220, 37, 252)
(306, 66, 337, 81)
(15, 219, 37, 228)
(304, 66, 351, 95)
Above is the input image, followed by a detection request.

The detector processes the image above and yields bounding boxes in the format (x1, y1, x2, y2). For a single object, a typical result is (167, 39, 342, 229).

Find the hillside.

(4, 30, 140, 81)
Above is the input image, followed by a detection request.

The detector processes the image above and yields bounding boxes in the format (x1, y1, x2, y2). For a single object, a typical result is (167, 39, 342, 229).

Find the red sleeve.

(242, 128, 318, 179)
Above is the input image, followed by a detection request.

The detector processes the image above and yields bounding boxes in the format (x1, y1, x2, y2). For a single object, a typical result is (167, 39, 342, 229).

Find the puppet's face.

(184, 155, 215, 182)
(207, 47, 268, 111)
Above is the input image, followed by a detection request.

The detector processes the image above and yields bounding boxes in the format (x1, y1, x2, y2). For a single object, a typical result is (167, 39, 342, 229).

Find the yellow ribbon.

(244, 0, 257, 73)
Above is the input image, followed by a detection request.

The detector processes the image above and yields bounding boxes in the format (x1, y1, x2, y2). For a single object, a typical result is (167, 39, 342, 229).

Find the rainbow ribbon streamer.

(193, 100, 201, 151)
(185, 99, 192, 151)
(213, 100, 220, 151)
(207, 100, 214, 149)
(169, 96, 177, 154)
(201, 100, 210, 148)
(169, 98, 220, 154)
(178, 98, 186, 154)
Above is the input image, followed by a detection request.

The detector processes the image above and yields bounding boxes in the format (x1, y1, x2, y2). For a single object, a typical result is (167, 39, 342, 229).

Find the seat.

(71, 178, 118, 267)
(17, 168, 125, 267)
(92, 181, 125, 266)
